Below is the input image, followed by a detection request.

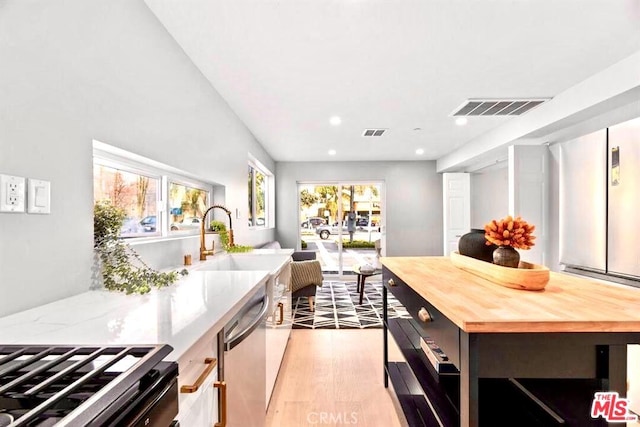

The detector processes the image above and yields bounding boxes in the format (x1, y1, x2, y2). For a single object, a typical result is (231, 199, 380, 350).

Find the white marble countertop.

(243, 248, 294, 255)
(0, 270, 269, 361)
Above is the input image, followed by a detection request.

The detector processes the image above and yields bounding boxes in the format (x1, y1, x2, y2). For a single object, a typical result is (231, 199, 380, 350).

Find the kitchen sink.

(192, 253, 293, 317)
(192, 253, 291, 275)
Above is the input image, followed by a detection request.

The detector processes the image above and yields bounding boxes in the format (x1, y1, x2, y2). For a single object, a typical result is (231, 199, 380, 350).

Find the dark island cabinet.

(382, 265, 636, 427)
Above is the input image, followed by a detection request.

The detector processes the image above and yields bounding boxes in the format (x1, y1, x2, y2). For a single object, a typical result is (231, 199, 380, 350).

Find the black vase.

(493, 246, 520, 268)
(458, 229, 497, 263)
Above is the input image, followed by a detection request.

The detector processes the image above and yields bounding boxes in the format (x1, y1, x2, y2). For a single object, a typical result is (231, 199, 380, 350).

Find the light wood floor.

(266, 329, 404, 427)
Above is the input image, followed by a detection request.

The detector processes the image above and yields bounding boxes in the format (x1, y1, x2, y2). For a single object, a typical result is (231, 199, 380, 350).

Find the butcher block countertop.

(381, 256, 640, 334)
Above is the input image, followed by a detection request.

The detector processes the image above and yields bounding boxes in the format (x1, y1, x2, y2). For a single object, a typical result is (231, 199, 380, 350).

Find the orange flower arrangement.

(484, 215, 536, 249)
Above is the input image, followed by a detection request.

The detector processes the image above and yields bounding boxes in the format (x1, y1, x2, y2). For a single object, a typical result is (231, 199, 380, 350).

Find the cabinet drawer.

(384, 267, 460, 369)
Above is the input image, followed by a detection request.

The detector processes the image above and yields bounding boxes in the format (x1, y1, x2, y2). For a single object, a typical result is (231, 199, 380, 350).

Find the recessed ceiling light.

(455, 117, 468, 126)
(329, 116, 342, 126)
(328, 149, 337, 156)
(415, 148, 425, 155)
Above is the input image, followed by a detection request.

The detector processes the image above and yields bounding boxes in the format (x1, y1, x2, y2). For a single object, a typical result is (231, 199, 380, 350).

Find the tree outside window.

(248, 162, 269, 227)
(93, 164, 159, 238)
(168, 182, 208, 232)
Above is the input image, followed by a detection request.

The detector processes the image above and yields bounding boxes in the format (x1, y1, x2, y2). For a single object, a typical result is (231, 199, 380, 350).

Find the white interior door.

(379, 182, 386, 258)
(443, 173, 470, 255)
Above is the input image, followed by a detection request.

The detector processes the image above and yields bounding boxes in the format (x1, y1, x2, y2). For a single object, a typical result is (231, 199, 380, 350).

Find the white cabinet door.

(443, 173, 470, 255)
(176, 327, 220, 427)
(177, 363, 218, 427)
(265, 267, 293, 408)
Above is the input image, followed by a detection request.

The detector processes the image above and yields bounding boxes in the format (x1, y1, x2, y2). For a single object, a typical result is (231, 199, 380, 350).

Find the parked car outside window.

(301, 217, 326, 228)
(140, 215, 157, 232)
(356, 217, 373, 227)
(315, 223, 348, 239)
(171, 217, 202, 231)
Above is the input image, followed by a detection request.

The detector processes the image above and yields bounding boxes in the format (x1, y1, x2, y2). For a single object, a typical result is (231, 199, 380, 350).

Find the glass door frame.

(297, 180, 385, 277)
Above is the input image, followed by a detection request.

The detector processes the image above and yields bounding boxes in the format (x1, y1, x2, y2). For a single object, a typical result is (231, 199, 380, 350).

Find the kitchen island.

(381, 256, 640, 426)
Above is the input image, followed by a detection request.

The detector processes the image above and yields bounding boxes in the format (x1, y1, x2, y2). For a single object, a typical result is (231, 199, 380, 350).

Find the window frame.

(93, 141, 214, 239)
(93, 156, 163, 239)
(166, 177, 211, 236)
(248, 156, 273, 229)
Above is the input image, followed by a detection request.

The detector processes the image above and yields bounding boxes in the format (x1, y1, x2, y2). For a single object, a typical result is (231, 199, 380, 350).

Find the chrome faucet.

(200, 204, 234, 261)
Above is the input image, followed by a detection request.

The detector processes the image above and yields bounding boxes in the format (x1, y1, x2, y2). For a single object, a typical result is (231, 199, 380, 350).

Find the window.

(248, 159, 271, 227)
(93, 163, 160, 238)
(93, 141, 213, 239)
(168, 182, 209, 233)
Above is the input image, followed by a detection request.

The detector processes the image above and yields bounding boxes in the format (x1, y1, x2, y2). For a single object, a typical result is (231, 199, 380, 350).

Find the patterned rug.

(292, 280, 411, 329)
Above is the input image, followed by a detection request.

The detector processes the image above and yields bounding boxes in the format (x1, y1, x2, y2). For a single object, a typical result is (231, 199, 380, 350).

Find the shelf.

(387, 318, 460, 426)
(506, 378, 609, 426)
(386, 358, 608, 426)
(386, 362, 447, 427)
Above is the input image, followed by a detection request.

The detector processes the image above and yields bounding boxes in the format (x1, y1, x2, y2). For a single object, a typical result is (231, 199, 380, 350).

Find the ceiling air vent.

(451, 98, 549, 117)
(362, 129, 386, 137)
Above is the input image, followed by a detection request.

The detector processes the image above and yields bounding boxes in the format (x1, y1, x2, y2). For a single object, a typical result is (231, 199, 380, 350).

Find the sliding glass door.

(298, 182, 383, 276)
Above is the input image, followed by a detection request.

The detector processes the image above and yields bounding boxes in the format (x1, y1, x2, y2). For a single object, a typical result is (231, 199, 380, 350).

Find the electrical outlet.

(0, 174, 26, 213)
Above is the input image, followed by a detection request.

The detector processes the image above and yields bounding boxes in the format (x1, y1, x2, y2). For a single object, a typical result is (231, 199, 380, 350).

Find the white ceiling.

(145, 0, 640, 165)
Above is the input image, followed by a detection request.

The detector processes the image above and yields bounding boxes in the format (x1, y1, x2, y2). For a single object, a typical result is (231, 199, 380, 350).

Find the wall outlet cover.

(27, 178, 51, 214)
(0, 174, 26, 213)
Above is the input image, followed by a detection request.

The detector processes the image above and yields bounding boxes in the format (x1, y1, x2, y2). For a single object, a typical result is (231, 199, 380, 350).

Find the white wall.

(0, 0, 274, 317)
(470, 166, 508, 230)
(275, 161, 442, 257)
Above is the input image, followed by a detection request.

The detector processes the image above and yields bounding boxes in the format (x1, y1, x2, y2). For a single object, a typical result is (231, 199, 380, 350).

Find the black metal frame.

(0, 344, 173, 426)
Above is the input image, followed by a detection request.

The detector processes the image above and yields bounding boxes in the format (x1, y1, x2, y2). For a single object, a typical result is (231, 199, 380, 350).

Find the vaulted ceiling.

(145, 0, 640, 168)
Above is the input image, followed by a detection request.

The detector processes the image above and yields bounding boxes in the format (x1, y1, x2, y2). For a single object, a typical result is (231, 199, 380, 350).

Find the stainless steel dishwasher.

(217, 286, 268, 427)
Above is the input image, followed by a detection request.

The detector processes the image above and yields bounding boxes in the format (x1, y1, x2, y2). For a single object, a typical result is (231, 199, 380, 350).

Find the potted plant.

(484, 215, 536, 268)
(94, 200, 187, 294)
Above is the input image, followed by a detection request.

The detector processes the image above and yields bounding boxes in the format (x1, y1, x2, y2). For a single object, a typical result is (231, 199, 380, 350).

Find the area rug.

(292, 280, 411, 329)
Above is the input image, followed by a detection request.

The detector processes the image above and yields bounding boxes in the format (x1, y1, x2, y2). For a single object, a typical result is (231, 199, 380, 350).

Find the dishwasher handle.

(225, 294, 269, 351)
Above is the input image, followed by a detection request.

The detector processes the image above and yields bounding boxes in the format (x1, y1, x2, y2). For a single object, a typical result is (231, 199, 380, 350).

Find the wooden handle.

(418, 307, 433, 323)
(214, 381, 227, 427)
(388, 278, 396, 286)
(277, 302, 284, 325)
(180, 357, 217, 393)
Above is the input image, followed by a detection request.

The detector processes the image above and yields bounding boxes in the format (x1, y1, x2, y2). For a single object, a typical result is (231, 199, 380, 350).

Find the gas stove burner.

(0, 414, 14, 427)
(0, 344, 178, 426)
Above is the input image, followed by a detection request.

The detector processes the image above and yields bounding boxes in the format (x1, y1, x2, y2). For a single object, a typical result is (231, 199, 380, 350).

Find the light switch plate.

(0, 174, 26, 213)
(27, 178, 51, 214)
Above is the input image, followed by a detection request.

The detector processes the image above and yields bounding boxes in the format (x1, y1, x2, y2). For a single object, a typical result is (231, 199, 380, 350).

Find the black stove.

(0, 344, 178, 427)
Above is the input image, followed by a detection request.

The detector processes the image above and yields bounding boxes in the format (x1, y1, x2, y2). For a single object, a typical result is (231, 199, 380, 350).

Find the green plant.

(301, 239, 308, 249)
(94, 201, 187, 295)
(226, 244, 253, 253)
(341, 240, 375, 249)
(218, 230, 253, 253)
(209, 220, 227, 232)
